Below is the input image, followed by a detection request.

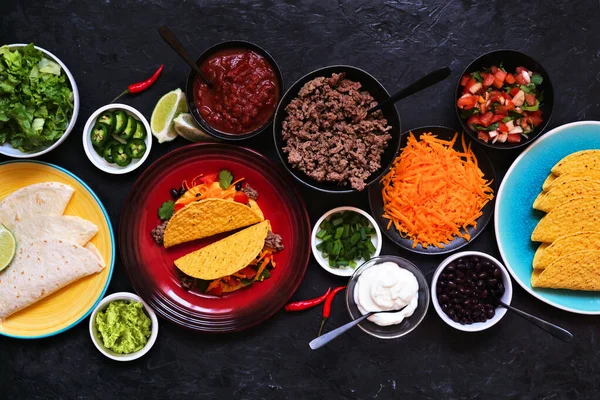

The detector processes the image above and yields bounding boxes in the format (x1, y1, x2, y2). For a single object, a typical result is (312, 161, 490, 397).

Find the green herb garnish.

(530, 74, 543, 85)
(218, 169, 233, 189)
(473, 122, 499, 132)
(158, 200, 175, 220)
(472, 71, 483, 83)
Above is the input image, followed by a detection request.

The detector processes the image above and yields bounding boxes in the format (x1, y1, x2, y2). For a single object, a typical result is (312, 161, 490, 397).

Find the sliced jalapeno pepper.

(93, 145, 104, 157)
(102, 139, 120, 164)
(114, 110, 128, 135)
(113, 144, 132, 167)
(97, 111, 115, 132)
(132, 120, 147, 140)
(119, 115, 137, 141)
(125, 139, 147, 159)
(91, 123, 109, 147)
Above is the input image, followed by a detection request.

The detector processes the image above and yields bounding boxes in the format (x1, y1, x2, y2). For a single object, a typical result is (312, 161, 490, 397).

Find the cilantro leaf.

(218, 169, 233, 189)
(472, 71, 483, 83)
(508, 110, 524, 120)
(530, 74, 543, 85)
(519, 84, 537, 94)
(158, 200, 175, 220)
(460, 108, 479, 119)
(473, 122, 499, 132)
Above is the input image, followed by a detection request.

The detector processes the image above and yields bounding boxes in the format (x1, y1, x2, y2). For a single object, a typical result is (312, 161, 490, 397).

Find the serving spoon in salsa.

(158, 25, 213, 88)
(309, 306, 408, 350)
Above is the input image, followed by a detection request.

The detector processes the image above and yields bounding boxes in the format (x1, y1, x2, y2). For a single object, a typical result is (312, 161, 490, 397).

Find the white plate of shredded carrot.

(368, 126, 496, 254)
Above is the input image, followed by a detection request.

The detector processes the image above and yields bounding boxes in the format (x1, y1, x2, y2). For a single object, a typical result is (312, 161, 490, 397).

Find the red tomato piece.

(457, 95, 477, 109)
(234, 192, 249, 204)
(505, 73, 516, 84)
(491, 66, 498, 74)
(478, 131, 490, 143)
(525, 93, 536, 106)
(460, 75, 470, 86)
(515, 66, 527, 74)
(529, 110, 543, 117)
(492, 77, 504, 89)
(509, 87, 520, 97)
(495, 104, 516, 115)
(467, 115, 481, 129)
(494, 69, 507, 81)
(479, 112, 494, 127)
(498, 122, 509, 133)
(515, 73, 528, 85)
(483, 74, 495, 87)
(507, 134, 521, 143)
(174, 203, 186, 213)
(528, 115, 544, 126)
(491, 114, 505, 123)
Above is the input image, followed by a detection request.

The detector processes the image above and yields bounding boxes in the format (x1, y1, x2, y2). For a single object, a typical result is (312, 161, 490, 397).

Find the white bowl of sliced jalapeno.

(83, 103, 152, 174)
(311, 206, 382, 277)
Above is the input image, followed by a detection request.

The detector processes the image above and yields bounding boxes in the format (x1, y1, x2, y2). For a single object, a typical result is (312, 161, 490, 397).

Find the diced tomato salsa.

(458, 65, 544, 145)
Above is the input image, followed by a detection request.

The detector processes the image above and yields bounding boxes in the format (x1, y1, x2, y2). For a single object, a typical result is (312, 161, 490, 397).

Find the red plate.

(119, 144, 311, 333)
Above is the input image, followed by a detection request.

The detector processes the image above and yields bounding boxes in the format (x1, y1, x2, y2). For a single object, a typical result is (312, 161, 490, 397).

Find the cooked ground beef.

(264, 231, 284, 252)
(281, 73, 392, 191)
(242, 183, 258, 200)
(177, 270, 197, 290)
(151, 220, 168, 245)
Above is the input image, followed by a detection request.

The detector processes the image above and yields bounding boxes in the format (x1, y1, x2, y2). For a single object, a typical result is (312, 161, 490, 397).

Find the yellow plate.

(0, 161, 114, 338)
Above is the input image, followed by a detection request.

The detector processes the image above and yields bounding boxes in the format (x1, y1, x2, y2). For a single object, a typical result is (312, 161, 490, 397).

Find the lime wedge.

(173, 113, 219, 142)
(150, 88, 188, 143)
(0, 224, 16, 271)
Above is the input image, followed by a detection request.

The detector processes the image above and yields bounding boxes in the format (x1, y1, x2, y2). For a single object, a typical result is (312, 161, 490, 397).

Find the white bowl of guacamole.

(89, 292, 158, 361)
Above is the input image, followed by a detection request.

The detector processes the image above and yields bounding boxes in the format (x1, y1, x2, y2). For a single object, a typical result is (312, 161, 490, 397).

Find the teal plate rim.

(0, 160, 115, 339)
(495, 120, 600, 315)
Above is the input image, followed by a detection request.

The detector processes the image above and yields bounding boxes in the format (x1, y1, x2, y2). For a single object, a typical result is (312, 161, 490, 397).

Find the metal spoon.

(309, 306, 407, 350)
(492, 294, 573, 343)
(158, 25, 213, 88)
(367, 66, 451, 114)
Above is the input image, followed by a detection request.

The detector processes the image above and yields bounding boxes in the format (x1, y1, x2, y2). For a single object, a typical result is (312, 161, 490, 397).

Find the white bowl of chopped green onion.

(312, 206, 382, 277)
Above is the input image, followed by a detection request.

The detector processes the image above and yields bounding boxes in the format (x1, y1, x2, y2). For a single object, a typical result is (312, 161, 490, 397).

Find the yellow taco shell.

(542, 170, 600, 192)
(531, 196, 600, 243)
(533, 179, 600, 212)
(531, 250, 600, 291)
(174, 220, 270, 280)
(551, 150, 600, 176)
(532, 231, 600, 270)
(163, 198, 264, 248)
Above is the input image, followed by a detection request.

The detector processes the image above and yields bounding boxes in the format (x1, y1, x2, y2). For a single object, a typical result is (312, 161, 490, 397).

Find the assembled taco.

(174, 220, 284, 295)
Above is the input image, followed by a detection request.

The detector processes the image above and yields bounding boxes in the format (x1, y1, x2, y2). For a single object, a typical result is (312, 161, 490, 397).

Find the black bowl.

(455, 50, 554, 150)
(368, 125, 497, 255)
(273, 65, 402, 194)
(185, 40, 284, 141)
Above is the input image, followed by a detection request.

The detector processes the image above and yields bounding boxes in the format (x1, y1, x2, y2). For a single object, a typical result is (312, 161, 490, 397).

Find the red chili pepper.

(318, 286, 346, 336)
(111, 64, 164, 103)
(284, 288, 331, 312)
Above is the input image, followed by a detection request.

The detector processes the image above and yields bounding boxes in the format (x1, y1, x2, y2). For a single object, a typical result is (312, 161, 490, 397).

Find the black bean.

(442, 303, 450, 311)
(170, 188, 181, 199)
(439, 280, 447, 287)
(448, 281, 456, 288)
(447, 273, 455, 280)
(457, 262, 466, 270)
(436, 286, 442, 294)
(480, 289, 489, 299)
(235, 182, 243, 191)
(476, 280, 484, 288)
(440, 294, 449, 303)
(448, 309, 456, 317)
(486, 309, 495, 319)
(471, 257, 480, 263)
(488, 278, 498, 286)
(478, 272, 488, 280)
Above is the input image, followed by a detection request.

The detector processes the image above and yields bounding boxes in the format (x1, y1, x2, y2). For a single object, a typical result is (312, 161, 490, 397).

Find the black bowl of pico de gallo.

(455, 50, 554, 149)
(185, 40, 284, 141)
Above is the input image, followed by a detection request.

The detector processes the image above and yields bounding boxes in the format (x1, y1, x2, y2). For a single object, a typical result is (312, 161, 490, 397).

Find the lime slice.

(173, 113, 219, 142)
(0, 224, 16, 271)
(150, 88, 188, 143)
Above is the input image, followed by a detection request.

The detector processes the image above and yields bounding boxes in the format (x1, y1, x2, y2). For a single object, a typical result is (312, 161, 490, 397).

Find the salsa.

(194, 48, 279, 134)
(457, 65, 544, 144)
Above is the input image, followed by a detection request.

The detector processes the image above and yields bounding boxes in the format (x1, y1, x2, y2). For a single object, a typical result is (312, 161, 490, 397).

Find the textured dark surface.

(1, 0, 600, 399)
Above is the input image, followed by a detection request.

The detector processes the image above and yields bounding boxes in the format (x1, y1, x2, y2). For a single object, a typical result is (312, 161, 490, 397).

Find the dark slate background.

(1, 0, 600, 399)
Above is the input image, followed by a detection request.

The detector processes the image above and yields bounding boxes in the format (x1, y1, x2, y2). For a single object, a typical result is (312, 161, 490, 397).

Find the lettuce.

(0, 43, 73, 152)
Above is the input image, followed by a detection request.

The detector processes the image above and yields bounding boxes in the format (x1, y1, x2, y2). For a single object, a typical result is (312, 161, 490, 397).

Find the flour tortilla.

(11, 215, 98, 247)
(0, 239, 104, 320)
(0, 182, 74, 230)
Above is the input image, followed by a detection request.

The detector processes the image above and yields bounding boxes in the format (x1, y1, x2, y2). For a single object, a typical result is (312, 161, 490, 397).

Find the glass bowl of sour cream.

(346, 255, 430, 339)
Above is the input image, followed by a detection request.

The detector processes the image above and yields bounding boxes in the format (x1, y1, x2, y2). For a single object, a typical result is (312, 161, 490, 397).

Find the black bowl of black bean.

(431, 251, 513, 332)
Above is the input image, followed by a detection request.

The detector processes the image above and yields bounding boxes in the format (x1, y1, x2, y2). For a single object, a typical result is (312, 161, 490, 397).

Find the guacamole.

(95, 300, 151, 354)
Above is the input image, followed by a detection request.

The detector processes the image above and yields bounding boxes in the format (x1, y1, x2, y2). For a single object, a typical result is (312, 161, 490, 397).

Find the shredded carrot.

(380, 132, 494, 249)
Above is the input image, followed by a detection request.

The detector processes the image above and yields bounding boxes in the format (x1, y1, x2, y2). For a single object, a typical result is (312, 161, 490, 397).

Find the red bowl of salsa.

(185, 41, 283, 141)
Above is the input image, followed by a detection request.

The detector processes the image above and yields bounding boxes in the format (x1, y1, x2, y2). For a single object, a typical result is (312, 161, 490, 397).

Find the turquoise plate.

(495, 121, 600, 314)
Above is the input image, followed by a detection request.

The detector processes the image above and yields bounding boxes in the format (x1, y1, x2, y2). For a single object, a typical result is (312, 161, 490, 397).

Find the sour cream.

(354, 261, 419, 326)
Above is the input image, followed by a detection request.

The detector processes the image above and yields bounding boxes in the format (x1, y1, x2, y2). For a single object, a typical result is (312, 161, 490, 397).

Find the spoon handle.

(501, 301, 573, 343)
(158, 25, 212, 88)
(368, 66, 451, 114)
(309, 313, 372, 350)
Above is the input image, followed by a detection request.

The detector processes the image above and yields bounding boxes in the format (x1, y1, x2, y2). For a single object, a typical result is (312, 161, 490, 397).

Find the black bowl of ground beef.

(273, 65, 401, 193)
